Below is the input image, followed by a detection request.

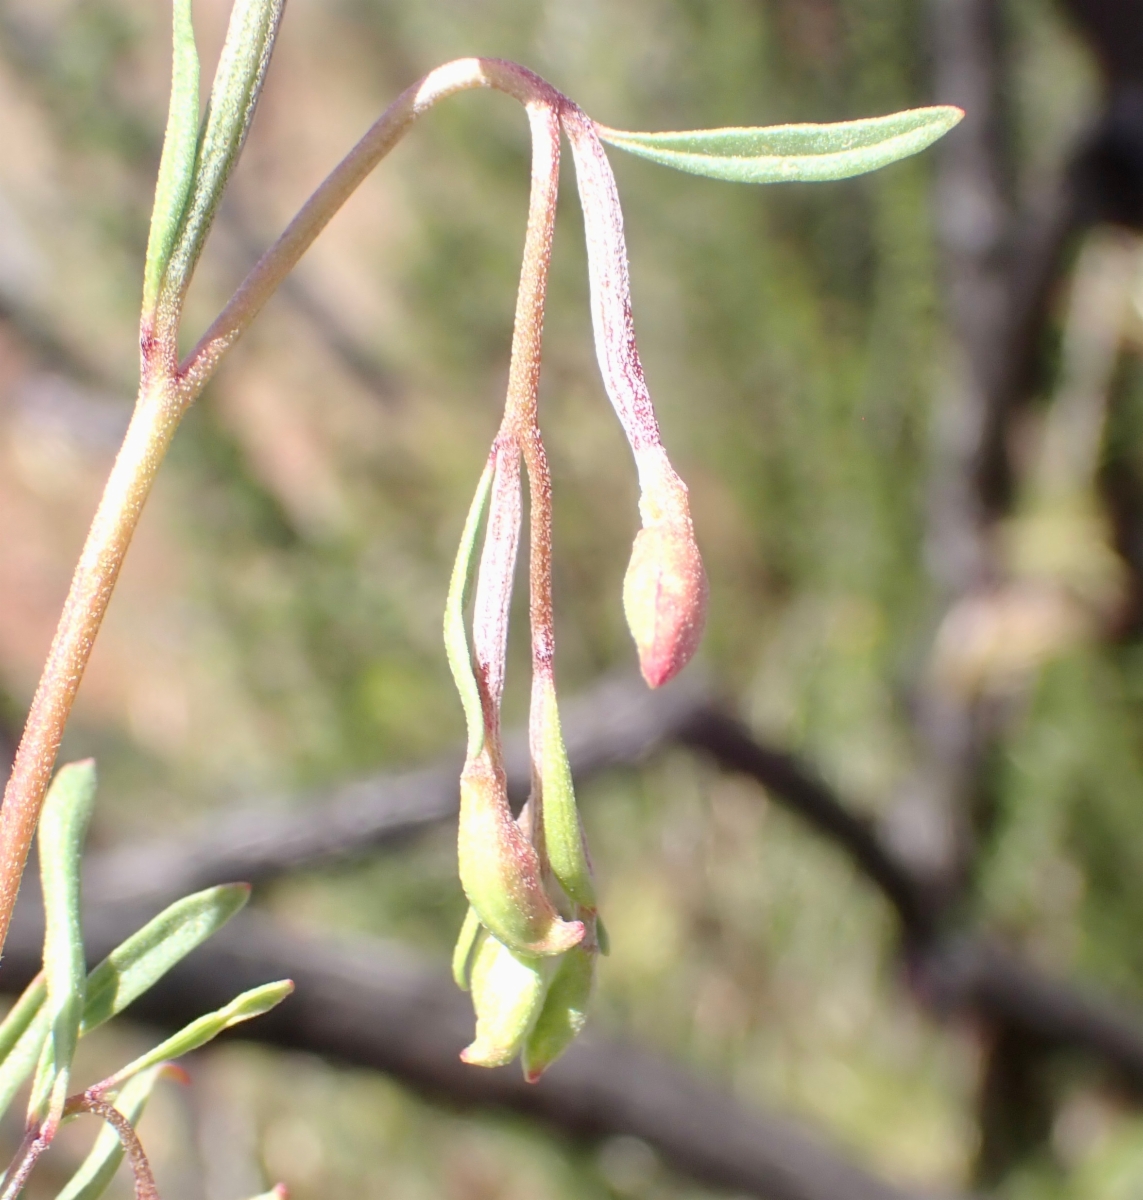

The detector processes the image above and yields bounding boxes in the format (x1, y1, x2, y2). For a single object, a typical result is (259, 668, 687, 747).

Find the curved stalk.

(0, 57, 577, 959)
(178, 58, 565, 403)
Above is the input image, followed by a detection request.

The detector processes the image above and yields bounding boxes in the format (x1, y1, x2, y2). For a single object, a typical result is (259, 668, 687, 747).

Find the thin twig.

(64, 1093, 161, 1200)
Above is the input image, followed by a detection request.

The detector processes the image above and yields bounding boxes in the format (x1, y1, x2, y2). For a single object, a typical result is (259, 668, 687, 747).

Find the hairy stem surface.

(0, 377, 181, 955)
(0, 57, 580, 960)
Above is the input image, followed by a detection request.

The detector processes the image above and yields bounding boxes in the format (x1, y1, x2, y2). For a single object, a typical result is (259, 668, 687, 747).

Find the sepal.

(534, 677, 596, 909)
(461, 930, 553, 1068)
(458, 756, 584, 956)
(522, 943, 596, 1082)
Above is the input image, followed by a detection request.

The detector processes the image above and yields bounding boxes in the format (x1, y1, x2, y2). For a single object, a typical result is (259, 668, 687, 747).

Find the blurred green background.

(4, 0, 1143, 1197)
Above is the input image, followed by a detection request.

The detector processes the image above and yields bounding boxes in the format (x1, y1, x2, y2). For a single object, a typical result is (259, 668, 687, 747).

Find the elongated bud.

(458, 756, 584, 956)
(522, 944, 596, 1082)
(624, 455, 708, 688)
(533, 677, 596, 909)
(461, 930, 553, 1068)
(562, 111, 708, 685)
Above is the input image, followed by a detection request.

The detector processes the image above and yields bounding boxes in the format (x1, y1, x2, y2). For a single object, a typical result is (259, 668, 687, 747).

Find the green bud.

(461, 930, 553, 1068)
(522, 943, 596, 1082)
(458, 757, 584, 957)
(535, 678, 596, 910)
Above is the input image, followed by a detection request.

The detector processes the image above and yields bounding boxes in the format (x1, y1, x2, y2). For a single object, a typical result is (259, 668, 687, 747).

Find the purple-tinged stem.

(562, 107, 708, 687)
(0, 1128, 39, 1200)
(560, 107, 663, 463)
(65, 1093, 161, 1200)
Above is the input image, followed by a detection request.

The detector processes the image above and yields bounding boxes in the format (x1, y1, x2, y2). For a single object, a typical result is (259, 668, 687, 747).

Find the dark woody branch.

(74, 671, 1143, 1105)
(0, 905, 955, 1200)
(82, 671, 709, 908)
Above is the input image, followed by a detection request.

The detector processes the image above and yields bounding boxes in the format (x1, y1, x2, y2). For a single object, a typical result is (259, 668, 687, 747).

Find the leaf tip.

(160, 1062, 192, 1086)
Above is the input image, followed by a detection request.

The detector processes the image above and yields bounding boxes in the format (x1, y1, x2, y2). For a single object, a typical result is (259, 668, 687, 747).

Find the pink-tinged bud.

(458, 756, 585, 957)
(623, 515, 708, 688)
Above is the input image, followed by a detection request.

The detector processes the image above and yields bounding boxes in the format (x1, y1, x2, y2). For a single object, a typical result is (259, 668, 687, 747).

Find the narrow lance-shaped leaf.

(83, 882, 252, 1033)
(96, 981, 294, 1093)
(141, 0, 200, 320)
(0, 884, 250, 1117)
(597, 106, 963, 184)
(55, 1065, 167, 1200)
(0, 973, 44, 1066)
(163, 0, 286, 302)
(0, 1001, 48, 1123)
(444, 459, 494, 759)
(28, 761, 97, 1133)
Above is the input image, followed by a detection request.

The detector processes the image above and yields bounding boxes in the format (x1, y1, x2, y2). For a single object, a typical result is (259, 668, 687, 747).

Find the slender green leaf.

(28, 761, 97, 1127)
(0, 973, 47, 1121)
(141, 0, 200, 319)
(598, 106, 963, 184)
(100, 981, 293, 1091)
(55, 1065, 165, 1200)
(82, 883, 251, 1033)
(0, 973, 44, 1064)
(0, 885, 249, 1116)
(444, 461, 494, 758)
(163, 0, 286, 300)
(0, 1009, 48, 1120)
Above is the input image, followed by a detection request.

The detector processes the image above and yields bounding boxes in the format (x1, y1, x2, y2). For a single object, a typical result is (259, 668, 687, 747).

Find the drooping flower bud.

(522, 943, 596, 1082)
(561, 110, 708, 686)
(623, 456, 708, 688)
(461, 929, 554, 1068)
(458, 756, 584, 956)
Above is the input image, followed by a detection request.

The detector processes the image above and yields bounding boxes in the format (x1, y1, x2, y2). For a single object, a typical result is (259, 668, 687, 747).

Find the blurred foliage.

(3, 0, 1143, 1198)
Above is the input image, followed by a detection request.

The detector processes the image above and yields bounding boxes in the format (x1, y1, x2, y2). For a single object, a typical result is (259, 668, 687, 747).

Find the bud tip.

(623, 519, 708, 688)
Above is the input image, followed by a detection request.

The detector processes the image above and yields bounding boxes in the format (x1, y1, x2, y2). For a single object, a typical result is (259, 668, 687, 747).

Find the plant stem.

(67, 1093, 162, 1200)
(0, 376, 181, 956)
(179, 58, 565, 401)
(0, 56, 577, 961)
(0, 1129, 39, 1200)
(503, 105, 561, 684)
